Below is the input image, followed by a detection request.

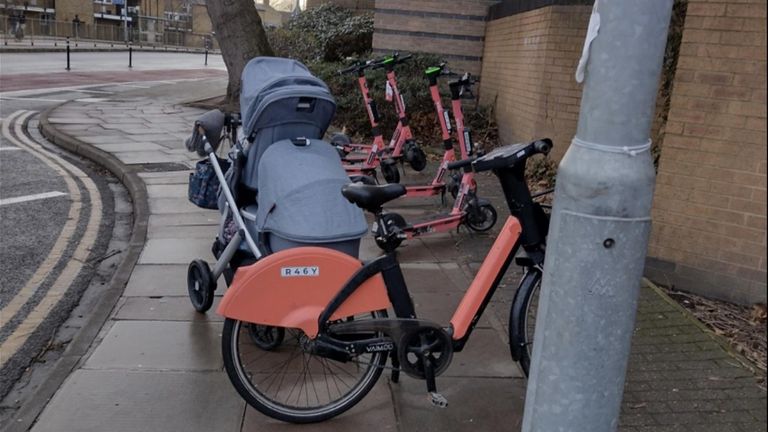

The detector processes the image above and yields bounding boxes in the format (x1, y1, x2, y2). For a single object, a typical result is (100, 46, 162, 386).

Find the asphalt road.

(0, 51, 226, 400)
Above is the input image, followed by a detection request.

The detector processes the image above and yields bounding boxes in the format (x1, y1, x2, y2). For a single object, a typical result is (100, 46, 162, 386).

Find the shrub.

(311, 53, 448, 145)
(267, 4, 373, 63)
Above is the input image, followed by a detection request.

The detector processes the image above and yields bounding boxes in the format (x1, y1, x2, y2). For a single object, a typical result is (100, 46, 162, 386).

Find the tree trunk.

(207, 0, 274, 110)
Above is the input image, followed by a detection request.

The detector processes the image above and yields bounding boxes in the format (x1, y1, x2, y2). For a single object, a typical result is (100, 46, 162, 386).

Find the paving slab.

(147, 223, 219, 239)
(148, 197, 208, 214)
(411, 290, 494, 328)
(94, 142, 167, 152)
(148, 212, 219, 229)
(84, 320, 223, 370)
(31, 370, 243, 432)
(392, 376, 526, 432)
(124, 264, 226, 297)
(241, 381, 397, 432)
(113, 151, 191, 165)
(139, 171, 192, 185)
(114, 296, 224, 322)
(443, 328, 522, 378)
(77, 135, 132, 145)
(402, 266, 466, 293)
(146, 183, 190, 198)
(139, 238, 216, 264)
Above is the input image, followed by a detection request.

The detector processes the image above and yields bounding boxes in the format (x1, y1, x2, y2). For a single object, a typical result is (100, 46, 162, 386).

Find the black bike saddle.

(342, 182, 407, 212)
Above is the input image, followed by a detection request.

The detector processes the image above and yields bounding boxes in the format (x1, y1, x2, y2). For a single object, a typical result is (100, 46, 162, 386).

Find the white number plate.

(281, 266, 320, 277)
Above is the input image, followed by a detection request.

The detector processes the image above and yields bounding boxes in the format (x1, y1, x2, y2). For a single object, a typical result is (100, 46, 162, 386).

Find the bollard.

(205, 48, 208, 66)
(520, 1, 674, 431)
(66, 37, 71, 70)
(128, 42, 133, 68)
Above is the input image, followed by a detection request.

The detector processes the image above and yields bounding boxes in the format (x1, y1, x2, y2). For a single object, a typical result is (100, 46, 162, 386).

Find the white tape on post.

(575, 0, 601, 83)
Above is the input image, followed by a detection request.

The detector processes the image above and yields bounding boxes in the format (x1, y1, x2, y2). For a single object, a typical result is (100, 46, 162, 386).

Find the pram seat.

(248, 138, 367, 257)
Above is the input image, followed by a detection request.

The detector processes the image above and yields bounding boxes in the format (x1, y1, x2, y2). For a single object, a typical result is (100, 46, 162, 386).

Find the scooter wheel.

(381, 160, 401, 184)
(247, 324, 285, 351)
(408, 147, 428, 172)
(374, 213, 406, 251)
(187, 259, 216, 313)
(466, 203, 498, 232)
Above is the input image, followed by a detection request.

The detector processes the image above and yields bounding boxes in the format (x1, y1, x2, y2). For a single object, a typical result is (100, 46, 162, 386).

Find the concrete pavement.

(4, 82, 765, 432)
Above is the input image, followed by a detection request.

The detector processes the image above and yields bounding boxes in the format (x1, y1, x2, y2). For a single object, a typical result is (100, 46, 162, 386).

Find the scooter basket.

(188, 157, 231, 210)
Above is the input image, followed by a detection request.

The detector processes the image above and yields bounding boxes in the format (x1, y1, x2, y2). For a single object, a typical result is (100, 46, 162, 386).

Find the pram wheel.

(247, 324, 285, 351)
(380, 159, 400, 184)
(187, 259, 216, 313)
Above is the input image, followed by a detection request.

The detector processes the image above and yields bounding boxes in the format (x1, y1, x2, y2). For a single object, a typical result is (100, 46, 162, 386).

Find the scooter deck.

(404, 183, 445, 197)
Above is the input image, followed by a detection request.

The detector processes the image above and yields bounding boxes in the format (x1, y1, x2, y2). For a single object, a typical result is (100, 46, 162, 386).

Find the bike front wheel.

(222, 312, 387, 423)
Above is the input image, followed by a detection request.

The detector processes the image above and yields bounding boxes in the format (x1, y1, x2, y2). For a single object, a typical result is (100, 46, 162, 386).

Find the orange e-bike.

(217, 139, 554, 423)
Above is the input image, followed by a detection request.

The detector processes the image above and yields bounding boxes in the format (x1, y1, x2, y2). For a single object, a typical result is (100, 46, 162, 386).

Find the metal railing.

(0, 15, 218, 50)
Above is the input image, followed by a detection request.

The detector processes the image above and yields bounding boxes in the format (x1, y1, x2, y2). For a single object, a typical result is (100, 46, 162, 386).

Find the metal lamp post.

(521, 1, 675, 431)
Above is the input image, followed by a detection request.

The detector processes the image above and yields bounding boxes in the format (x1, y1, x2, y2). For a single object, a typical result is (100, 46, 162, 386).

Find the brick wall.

(647, 0, 767, 305)
(55, 0, 94, 24)
(372, 0, 499, 76)
(479, 5, 591, 160)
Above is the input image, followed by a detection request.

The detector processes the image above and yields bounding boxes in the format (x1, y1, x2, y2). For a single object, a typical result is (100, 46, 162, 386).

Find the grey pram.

(185, 57, 367, 313)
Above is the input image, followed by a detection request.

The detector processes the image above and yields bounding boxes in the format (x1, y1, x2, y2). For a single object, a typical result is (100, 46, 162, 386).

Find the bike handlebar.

(446, 157, 477, 171)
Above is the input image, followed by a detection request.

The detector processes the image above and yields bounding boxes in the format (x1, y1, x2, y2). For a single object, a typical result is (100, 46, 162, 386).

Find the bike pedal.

(428, 392, 448, 408)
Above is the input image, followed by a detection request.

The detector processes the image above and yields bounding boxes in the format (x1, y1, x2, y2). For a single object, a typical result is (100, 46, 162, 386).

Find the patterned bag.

(188, 157, 231, 210)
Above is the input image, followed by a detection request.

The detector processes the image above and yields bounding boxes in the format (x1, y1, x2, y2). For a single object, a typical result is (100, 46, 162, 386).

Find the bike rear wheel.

(508, 270, 541, 377)
(222, 311, 387, 423)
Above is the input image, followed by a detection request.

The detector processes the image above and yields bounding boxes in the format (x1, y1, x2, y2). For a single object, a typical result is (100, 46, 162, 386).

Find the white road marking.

(116, 83, 151, 88)
(0, 147, 23, 151)
(0, 191, 68, 206)
(0, 110, 103, 369)
(73, 89, 112, 94)
(0, 96, 67, 103)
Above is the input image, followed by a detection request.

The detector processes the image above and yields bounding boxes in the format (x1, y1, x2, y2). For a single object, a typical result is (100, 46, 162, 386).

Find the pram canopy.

(240, 57, 337, 191)
(254, 138, 367, 245)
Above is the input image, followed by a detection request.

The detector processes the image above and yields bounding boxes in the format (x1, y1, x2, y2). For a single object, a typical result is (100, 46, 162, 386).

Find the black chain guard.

(327, 318, 454, 379)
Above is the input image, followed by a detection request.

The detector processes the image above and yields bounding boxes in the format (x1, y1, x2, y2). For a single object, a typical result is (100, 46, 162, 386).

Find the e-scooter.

(335, 53, 427, 183)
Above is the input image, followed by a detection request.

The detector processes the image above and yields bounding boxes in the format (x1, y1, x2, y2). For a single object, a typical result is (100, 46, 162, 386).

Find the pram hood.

(255, 139, 367, 244)
(240, 57, 336, 140)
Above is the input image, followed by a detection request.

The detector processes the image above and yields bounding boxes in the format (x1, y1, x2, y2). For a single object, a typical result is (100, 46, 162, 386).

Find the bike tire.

(222, 311, 388, 424)
(508, 270, 542, 377)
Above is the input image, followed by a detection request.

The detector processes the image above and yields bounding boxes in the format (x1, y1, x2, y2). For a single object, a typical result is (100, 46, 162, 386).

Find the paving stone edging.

(3, 103, 150, 432)
(644, 278, 766, 380)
